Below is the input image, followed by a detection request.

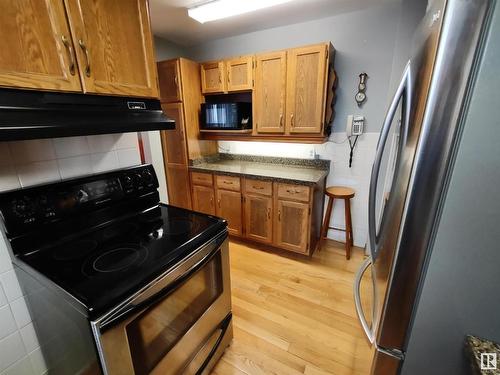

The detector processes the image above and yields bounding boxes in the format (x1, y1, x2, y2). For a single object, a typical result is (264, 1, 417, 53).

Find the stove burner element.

(163, 218, 195, 236)
(53, 240, 98, 261)
(82, 243, 148, 276)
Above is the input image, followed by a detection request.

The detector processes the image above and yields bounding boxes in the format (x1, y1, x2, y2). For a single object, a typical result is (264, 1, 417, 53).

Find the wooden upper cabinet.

(64, 0, 159, 98)
(216, 189, 243, 236)
(201, 61, 226, 94)
(254, 52, 287, 134)
(245, 194, 273, 244)
(0, 0, 82, 92)
(274, 199, 310, 253)
(158, 60, 182, 103)
(226, 56, 254, 92)
(160, 103, 187, 165)
(285, 44, 328, 134)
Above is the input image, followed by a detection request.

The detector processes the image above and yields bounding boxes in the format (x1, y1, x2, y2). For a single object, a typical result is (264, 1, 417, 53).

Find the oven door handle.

(99, 231, 227, 330)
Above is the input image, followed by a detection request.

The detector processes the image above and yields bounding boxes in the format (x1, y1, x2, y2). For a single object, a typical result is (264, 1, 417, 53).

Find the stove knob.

(142, 170, 153, 183)
(123, 175, 134, 187)
(11, 197, 35, 220)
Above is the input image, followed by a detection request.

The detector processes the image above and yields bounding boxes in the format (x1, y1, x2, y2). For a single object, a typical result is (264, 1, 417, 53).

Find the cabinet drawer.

(216, 175, 241, 191)
(277, 183, 310, 202)
(191, 172, 213, 186)
(244, 179, 272, 196)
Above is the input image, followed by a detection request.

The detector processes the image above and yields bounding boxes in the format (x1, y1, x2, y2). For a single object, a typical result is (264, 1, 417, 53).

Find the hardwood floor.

(211, 239, 374, 375)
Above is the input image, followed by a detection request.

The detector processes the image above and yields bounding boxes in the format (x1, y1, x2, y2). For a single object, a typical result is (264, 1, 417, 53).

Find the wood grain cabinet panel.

(285, 44, 328, 134)
(165, 165, 191, 210)
(0, 0, 82, 92)
(244, 195, 273, 244)
(254, 52, 287, 133)
(274, 199, 310, 253)
(64, 0, 159, 97)
(216, 189, 243, 236)
(201, 61, 226, 94)
(192, 185, 215, 215)
(157, 59, 182, 103)
(226, 56, 254, 92)
(160, 103, 188, 165)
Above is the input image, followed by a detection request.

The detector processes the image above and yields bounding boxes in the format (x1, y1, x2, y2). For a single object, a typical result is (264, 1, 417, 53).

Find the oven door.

(91, 232, 232, 375)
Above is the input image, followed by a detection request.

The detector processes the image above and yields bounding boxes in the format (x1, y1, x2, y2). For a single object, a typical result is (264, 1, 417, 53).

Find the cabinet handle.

(223, 181, 233, 185)
(218, 198, 221, 208)
(291, 114, 295, 127)
(219, 72, 222, 84)
(279, 114, 283, 128)
(78, 39, 91, 77)
(278, 210, 281, 221)
(286, 189, 301, 194)
(267, 207, 271, 220)
(210, 196, 214, 206)
(253, 185, 264, 190)
(61, 36, 76, 76)
(174, 75, 178, 86)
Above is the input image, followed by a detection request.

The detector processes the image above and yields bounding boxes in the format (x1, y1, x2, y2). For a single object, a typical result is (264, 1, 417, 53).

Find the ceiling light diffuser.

(188, 0, 294, 24)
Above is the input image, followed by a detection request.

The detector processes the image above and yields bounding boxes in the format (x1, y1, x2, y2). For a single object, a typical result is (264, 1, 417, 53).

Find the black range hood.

(0, 89, 175, 141)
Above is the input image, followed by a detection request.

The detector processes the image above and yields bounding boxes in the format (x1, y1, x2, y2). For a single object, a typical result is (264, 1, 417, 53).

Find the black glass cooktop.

(18, 204, 226, 318)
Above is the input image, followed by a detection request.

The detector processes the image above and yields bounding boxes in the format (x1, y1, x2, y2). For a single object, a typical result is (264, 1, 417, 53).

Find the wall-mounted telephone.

(346, 115, 365, 137)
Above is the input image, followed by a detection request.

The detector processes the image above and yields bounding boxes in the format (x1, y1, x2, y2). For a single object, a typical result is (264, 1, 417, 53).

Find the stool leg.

(320, 196, 334, 250)
(344, 198, 352, 260)
(348, 198, 354, 246)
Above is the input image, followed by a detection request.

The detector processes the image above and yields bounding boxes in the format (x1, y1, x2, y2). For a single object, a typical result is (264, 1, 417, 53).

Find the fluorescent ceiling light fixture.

(188, 0, 294, 23)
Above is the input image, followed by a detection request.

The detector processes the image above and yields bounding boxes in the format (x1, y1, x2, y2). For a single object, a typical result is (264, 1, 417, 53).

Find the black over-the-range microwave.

(200, 102, 252, 131)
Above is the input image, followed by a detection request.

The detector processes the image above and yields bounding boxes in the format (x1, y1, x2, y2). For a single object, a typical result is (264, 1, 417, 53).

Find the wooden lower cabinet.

(216, 189, 243, 236)
(274, 199, 310, 254)
(190, 171, 325, 255)
(192, 185, 215, 215)
(244, 194, 273, 244)
(165, 165, 191, 210)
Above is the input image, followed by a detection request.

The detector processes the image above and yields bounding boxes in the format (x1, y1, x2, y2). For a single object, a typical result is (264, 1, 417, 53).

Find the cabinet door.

(201, 61, 225, 94)
(216, 190, 242, 236)
(245, 195, 273, 244)
(0, 0, 82, 92)
(226, 56, 253, 92)
(285, 45, 327, 134)
(254, 52, 286, 133)
(275, 200, 310, 253)
(64, 0, 159, 97)
(160, 103, 187, 165)
(192, 185, 215, 215)
(158, 60, 182, 103)
(165, 165, 191, 209)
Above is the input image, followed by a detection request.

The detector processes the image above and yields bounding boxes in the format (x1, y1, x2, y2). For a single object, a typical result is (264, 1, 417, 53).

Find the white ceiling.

(150, 0, 397, 47)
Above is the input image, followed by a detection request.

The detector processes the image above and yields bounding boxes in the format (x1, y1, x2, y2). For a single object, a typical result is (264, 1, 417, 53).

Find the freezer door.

(370, 0, 493, 359)
(367, 0, 446, 352)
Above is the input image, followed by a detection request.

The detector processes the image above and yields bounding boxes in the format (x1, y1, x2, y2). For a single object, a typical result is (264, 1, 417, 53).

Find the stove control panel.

(0, 165, 159, 235)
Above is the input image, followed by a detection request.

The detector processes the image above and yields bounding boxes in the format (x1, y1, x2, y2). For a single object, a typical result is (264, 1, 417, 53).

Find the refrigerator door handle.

(368, 62, 412, 258)
(354, 256, 376, 343)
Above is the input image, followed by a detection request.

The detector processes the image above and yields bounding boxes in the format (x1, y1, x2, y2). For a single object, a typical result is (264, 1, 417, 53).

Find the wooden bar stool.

(321, 186, 355, 259)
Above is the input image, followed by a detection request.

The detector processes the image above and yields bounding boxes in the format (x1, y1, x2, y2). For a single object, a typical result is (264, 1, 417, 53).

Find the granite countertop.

(465, 335, 500, 375)
(189, 154, 330, 185)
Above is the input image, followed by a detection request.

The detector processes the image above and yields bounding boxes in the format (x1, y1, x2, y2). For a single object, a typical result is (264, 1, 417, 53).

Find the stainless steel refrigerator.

(354, 0, 500, 374)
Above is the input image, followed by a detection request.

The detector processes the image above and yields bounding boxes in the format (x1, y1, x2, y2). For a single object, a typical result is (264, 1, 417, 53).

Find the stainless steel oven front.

(90, 232, 232, 375)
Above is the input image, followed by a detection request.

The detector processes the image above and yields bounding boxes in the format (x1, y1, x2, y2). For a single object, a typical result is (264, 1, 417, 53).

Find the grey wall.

(402, 4, 500, 374)
(154, 36, 189, 61)
(184, 2, 403, 133)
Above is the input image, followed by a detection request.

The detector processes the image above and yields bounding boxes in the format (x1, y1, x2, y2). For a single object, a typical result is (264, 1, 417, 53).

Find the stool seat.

(326, 186, 355, 199)
(321, 186, 355, 259)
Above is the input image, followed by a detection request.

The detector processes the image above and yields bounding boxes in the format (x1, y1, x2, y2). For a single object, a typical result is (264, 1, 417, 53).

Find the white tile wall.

(219, 132, 380, 248)
(0, 132, 142, 375)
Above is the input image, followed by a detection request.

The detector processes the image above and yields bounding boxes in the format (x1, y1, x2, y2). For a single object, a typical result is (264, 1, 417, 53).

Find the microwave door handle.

(368, 62, 412, 259)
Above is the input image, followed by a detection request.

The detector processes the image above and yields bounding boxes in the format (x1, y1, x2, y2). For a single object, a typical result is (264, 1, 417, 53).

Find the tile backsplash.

(0, 132, 141, 375)
(0, 133, 141, 192)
